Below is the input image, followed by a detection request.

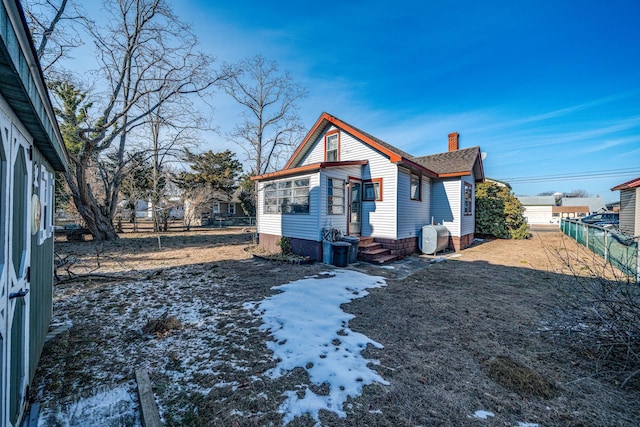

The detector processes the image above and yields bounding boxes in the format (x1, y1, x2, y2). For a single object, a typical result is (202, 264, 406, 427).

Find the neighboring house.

(0, 2, 68, 426)
(518, 196, 559, 224)
(518, 195, 606, 225)
(211, 188, 251, 221)
(611, 177, 640, 237)
(562, 197, 607, 214)
(251, 112, 484, 261)
(183, 188, 252, 226)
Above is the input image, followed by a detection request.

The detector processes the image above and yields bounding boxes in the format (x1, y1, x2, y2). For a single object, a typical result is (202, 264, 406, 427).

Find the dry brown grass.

(31, 227, 640, 426)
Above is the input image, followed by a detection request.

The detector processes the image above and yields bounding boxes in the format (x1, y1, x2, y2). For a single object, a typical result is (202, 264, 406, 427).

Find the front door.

(0, 113, 32, 426)
(349, 181, 361, 235)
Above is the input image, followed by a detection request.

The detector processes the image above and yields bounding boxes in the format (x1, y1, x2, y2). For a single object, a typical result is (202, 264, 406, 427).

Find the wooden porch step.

(356, 236, 400, 264)
(360, 247, 389, 256)
(358, 241, 382, 251)
(369, 253, 400, 264)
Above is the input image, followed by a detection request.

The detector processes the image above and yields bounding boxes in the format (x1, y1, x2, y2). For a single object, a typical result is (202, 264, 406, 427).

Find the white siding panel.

(619, 188, 636, 236)
(256, 173, 320, 241)
(340, 132, 397, 239)
(319, 166, 362, 237)
(431, 179, 460, 236)
(636, 188, 640, 237)
(397, 168, 431, 239)
(523, 206, 554, 225)
(287, 126, 398, 239)
(299, 125, 339, 166)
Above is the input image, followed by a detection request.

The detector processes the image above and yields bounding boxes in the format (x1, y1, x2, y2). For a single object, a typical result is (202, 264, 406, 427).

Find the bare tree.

(566, 189, 591, 198)
(141, 94, 205, 232)
(23, 0, 85, 76)
(49, 0, 228, 240)
(220, 55, 307, 175)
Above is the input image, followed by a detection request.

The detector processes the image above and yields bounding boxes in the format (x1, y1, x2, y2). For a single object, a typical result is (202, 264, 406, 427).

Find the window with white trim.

(410, 173, 421, 201)
(38, 165, 54, 244)
(263, 178, 310, 214)
(363, 179, 382, 201)
(326, 133, 338, 162)
(213, 201, 220, 214)
(228, 203, 236, 215)
(464, 182, 473, 215)
(327, 178, 345, 215)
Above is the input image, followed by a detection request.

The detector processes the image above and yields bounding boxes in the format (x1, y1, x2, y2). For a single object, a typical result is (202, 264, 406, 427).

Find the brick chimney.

(448, 132, 459, 151)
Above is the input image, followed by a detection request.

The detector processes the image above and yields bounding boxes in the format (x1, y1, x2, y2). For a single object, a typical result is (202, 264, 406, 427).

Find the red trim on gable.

(329, 115, 402, 163)
(611, 176, 640, 191)
(284, 112, 404, 169)
(438, 171, 472, 178)
(284, 113, 333, 169)
(251, 160, 368, 181)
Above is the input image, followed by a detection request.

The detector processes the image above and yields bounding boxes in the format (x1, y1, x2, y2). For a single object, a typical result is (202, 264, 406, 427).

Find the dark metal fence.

(561, 219, 639, 281)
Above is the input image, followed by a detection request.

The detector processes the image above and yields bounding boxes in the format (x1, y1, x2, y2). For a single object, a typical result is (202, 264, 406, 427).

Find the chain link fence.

(561, 219, 639, 281)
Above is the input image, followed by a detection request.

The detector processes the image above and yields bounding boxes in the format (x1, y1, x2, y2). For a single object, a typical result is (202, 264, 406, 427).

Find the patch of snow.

(471, 409, 495, 419)
(254, 270, 388, 424)
(38, 383, 140, 427)
(516, 423, 540, 427)
(432, 257, 447, 263)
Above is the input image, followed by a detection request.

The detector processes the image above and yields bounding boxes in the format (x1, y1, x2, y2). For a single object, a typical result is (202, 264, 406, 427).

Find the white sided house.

(251, 113, 484, 262)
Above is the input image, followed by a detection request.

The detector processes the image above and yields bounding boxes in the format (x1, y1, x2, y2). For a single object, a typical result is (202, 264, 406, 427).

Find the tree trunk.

(65, 161, 119, 241)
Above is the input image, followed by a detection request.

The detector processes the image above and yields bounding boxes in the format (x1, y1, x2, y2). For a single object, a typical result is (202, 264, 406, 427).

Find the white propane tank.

(419, 225, 450, 254)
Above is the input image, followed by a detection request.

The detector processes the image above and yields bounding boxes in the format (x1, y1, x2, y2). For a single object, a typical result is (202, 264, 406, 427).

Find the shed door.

(0, 115, 32, 427)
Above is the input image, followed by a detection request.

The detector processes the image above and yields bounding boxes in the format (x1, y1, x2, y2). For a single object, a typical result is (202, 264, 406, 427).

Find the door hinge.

(9, 289, 29, 299)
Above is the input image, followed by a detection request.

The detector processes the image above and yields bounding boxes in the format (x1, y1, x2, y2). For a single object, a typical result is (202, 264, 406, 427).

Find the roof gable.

(285, 112, 408, 168)
(283, 112, 483, 180)
(611, 176, 640, 191)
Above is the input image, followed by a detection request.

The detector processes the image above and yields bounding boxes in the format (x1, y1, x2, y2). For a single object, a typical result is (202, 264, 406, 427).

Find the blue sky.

(104, 1, 640, 201)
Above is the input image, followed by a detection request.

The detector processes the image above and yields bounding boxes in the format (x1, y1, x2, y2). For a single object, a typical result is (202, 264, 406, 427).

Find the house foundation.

(450, 233, 474, 251)
(258, 233, 322, 261)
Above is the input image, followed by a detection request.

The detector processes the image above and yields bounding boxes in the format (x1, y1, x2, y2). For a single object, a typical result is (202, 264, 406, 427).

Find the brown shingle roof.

(413, 146, 481, 175)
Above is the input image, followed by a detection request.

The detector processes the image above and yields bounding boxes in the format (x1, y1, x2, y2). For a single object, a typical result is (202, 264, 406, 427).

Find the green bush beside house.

(475, 182, 530, 239)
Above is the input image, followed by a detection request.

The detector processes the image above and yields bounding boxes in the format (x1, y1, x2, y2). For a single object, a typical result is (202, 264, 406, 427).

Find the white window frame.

(327, 177, 345, 215)
(38, 165, 53, 244)
(325, 132, 339, 162)
(263, 177, 310, 215)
